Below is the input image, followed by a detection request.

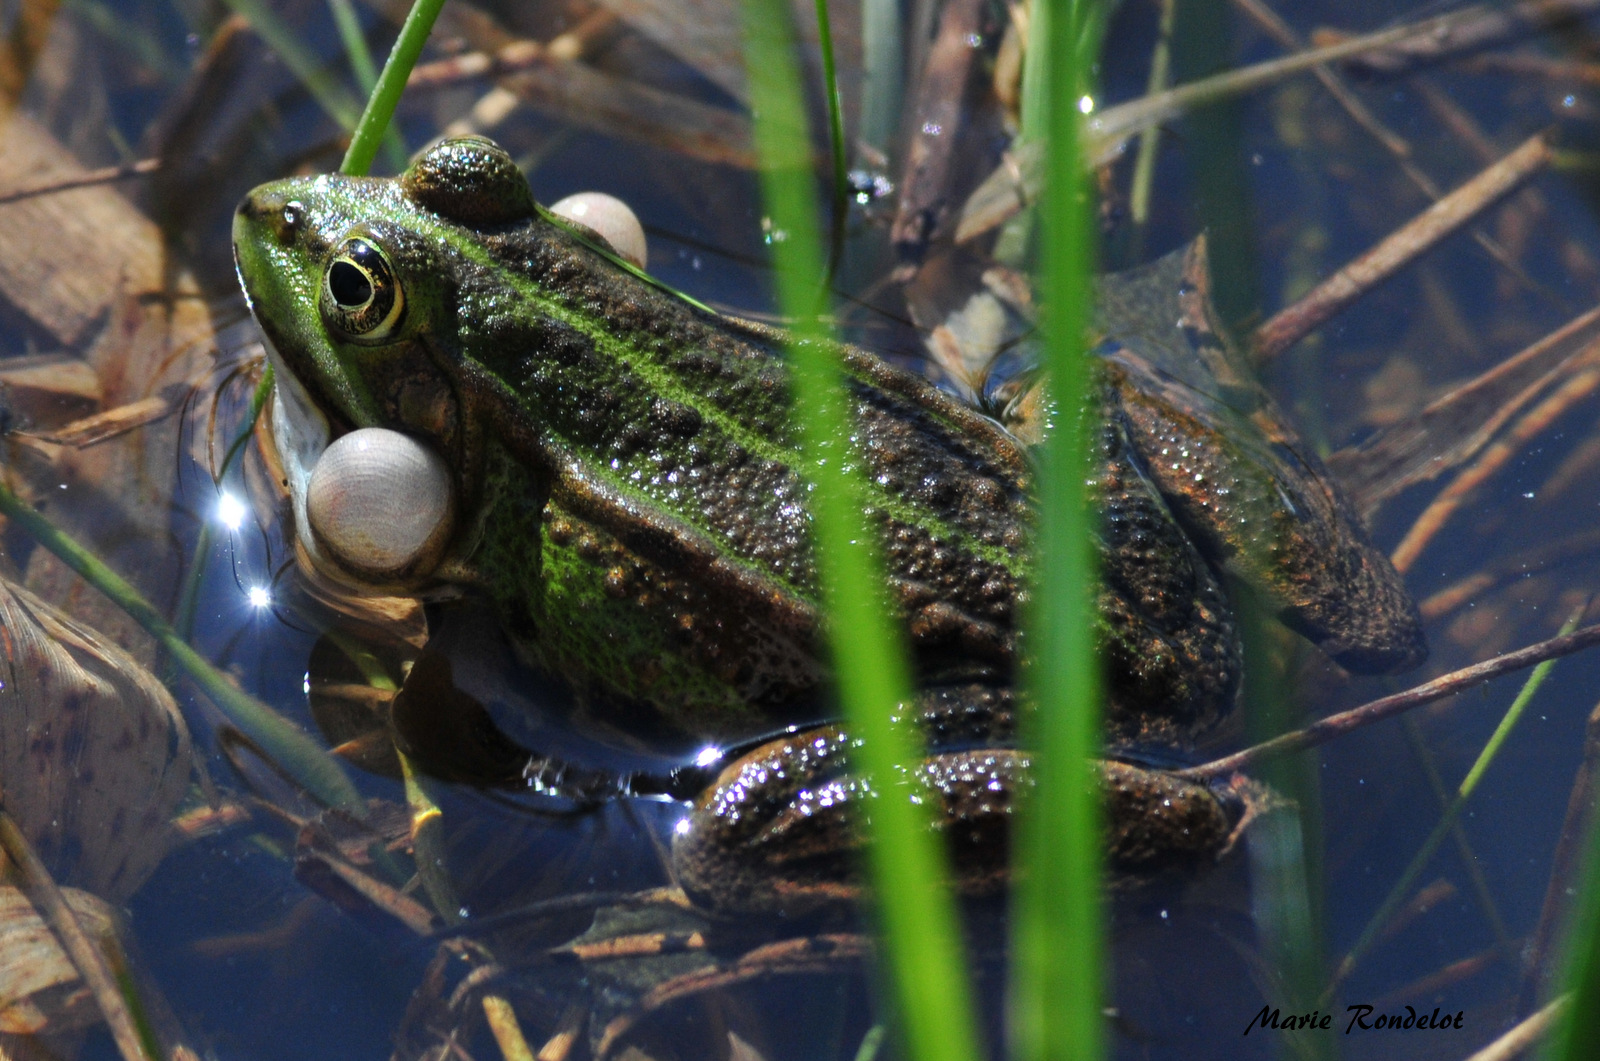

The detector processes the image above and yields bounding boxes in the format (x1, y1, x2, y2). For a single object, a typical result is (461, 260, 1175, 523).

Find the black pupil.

(329, 260, 373, 307)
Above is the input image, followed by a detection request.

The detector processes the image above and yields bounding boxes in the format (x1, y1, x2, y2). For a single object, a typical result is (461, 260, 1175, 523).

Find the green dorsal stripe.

(335, 187, 1024, 582)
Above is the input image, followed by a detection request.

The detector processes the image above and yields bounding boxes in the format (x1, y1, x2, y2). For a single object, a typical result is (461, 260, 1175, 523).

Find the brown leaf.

(0, 355, 100, 430)
(0, 578, 194, 901)
(0, 884, 117, 1035)
(0, 115, 165, 347)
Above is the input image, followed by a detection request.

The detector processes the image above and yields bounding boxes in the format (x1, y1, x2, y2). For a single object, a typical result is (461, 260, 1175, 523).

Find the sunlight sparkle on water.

(217, 492, 247, 530)
(246, 586, 272, 608)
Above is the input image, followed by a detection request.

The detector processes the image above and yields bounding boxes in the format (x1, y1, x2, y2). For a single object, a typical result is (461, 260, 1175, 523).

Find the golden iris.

(320, 236, 404, 341)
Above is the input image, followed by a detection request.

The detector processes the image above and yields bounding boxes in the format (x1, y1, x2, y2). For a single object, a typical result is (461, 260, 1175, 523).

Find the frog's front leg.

(671, 711, 1242, 916)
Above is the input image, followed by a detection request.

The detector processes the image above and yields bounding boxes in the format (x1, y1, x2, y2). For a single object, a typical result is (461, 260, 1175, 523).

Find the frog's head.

(232, 136, 536, 441)
(233, 137, 538, 584)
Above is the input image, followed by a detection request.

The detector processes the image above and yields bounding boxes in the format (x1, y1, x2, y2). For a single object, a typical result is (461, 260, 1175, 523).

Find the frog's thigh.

(1095, 410, 1241, 746)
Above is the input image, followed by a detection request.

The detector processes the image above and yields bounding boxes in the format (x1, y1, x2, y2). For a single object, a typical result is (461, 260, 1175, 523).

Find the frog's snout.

(234, 187, 309, 249)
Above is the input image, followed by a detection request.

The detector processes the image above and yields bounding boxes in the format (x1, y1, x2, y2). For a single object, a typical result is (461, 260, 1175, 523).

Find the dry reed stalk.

(1391, 363, 1600, 573)
(1253, 133, 1553, 360)
(1179, 621, 1600, 780)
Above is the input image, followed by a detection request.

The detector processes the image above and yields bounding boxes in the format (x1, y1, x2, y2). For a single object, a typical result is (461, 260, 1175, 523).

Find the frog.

(232, 135, 1426, 915)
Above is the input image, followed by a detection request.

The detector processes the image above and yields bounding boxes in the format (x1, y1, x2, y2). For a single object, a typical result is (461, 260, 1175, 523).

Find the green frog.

(232, 136, 1425, 914)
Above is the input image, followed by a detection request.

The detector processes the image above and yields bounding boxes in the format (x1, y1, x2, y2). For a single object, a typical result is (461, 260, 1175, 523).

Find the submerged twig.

(1371, 945, 1501, 1012)
(956, 8, 1541, 245)
(1230, 0, 1551, 303)
(535, 1002, 587, 1061)
(299, 843, 437, 935)
(495, 58, 755, 169)
(1414, 74, 1600, 301)
(1178, 621, 1600, 781)
(1464, 993, 1568, 1061)
(1321, 0, 1600, 78)
(1373, 876, 1457, 946)
(20, 394, 177, 448)
(1391, 359, 1600, 573)
(482, 995, 536, 1061)
(0, 806, 158, 1061)
(891, 0, 988, 261)
(1459, 50, 1600, 87)
(408, 23, 754, 168)
(1253, 132, 1553, 360)
(1417, 529, 1600, 621)
(957, 27, 1427, 243)
(1087, 12, 1480, 155)
(1329, 303, 1600, 516)
(0, 159, 159, 207)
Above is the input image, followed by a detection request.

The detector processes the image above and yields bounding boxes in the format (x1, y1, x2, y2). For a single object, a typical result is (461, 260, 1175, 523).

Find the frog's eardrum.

(402, 136, 535, 226)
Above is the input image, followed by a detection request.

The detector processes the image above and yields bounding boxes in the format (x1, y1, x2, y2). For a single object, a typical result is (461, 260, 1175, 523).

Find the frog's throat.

(254, 329, 333, 574)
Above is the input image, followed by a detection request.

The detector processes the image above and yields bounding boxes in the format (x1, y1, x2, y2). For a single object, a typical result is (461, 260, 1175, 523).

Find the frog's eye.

(321, 237, 405, 342)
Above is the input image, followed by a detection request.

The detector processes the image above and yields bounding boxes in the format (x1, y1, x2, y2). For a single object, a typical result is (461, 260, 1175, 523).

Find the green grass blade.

(325, 0, 378, 90)
(0, 480, 366, 817)
(1552, 837, 1600, 1059)
(1238, 598, 1334, 1061)
(857, 0, 901, 155)
(739, 0, 981, 1058)
(219, 0, 364, 130)
(63, 0, 185, 83)
(324, 0, 408, 171)
(811, 0, 850, 281)
(1011, 0, 1105, 1059)
(341, 0, 448, 176)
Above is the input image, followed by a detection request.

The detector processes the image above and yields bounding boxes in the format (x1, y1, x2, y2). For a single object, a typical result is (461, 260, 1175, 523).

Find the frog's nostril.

(238, 192, 309, 245)
(279, 199, 307, 236)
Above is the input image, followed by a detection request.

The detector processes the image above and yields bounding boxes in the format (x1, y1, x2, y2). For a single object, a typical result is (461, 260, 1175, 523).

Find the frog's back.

(452, 210, 1032, 734)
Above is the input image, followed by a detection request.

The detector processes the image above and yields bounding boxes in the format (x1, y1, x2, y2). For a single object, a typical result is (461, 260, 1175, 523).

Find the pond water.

(5, 0, 1600, 1057)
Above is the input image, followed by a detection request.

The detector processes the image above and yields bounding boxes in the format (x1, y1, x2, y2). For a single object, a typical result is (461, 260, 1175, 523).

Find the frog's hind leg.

(1093, 406, 1243, 750)
(669, 711, 1246, 917)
